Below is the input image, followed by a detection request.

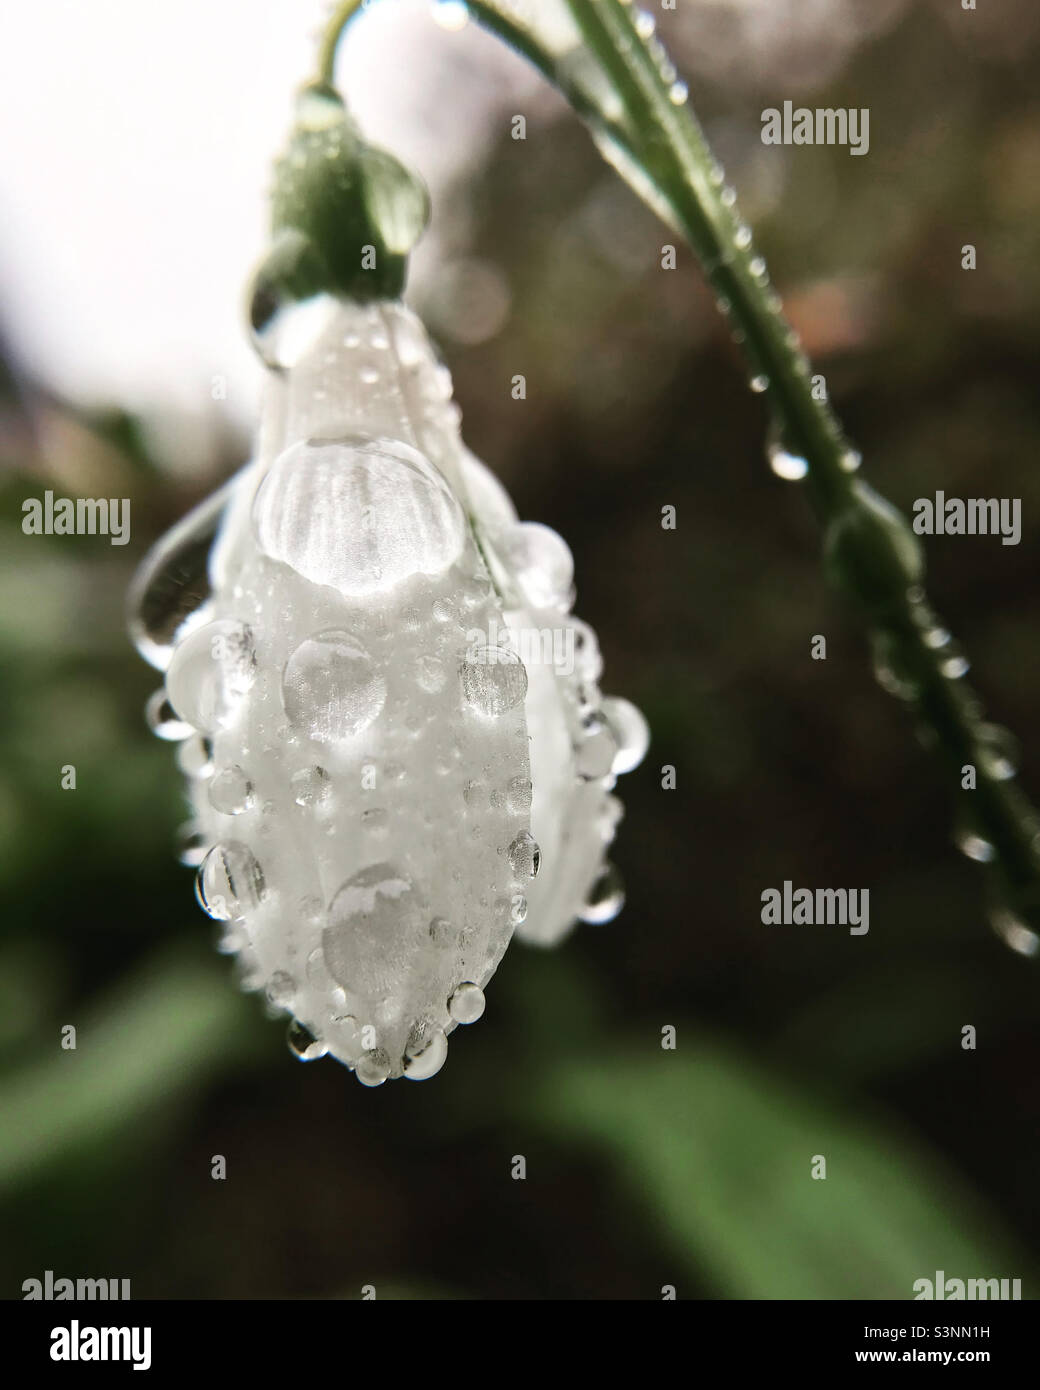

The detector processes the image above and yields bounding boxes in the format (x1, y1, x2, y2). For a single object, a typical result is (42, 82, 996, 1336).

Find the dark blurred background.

(1, 0, 1039, 1298)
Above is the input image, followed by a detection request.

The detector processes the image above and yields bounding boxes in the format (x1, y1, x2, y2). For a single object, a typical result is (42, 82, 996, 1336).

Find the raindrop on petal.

(449, 982, 486, 1024)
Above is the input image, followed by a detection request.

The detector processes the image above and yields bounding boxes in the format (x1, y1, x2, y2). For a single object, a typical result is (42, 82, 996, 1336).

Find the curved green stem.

(316, 0, 367, 86)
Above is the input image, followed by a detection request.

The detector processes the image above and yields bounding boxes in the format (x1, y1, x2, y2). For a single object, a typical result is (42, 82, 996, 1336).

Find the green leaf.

(0, 946, 260, 1192)
(535, 1039, 1031, 1298)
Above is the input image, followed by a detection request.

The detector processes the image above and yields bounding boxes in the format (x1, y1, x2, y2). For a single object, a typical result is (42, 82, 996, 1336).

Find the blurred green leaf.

(536, 1039, 1032, 1298)
(0, 946, 259, 1191)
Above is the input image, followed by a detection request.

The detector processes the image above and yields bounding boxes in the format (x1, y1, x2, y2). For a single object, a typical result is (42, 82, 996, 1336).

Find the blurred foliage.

(1, 0, 1039, 1298)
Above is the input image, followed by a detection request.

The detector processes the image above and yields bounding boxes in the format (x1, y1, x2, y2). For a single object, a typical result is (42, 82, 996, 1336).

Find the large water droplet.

(459, 645, 528, 716)
(449, 982, 485, 1024)
(253, 436, 465, 597)
(195, 842, 265, 920)
(165, 619, 256, 734)
(282, 631, 386, 741)
(127, 478, 235, 671)
(578, 863, 625, 924)
(323, 864, 425, 999)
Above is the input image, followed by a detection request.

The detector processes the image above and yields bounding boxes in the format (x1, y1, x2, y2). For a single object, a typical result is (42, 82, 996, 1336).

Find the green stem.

(316, 0, 366, 86)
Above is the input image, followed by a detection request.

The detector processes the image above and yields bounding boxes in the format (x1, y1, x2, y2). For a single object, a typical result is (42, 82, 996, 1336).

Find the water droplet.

(575, 713, 618, 780)
(635, 10, 655, 38)
(578, 864, 625, 924)
(734, 224, 752, 250)
(404, 1025, 448, 1079)
(195, 842, 265, 920)
(145, 689, 192, 741)
(291, 764, 330, 806)
(498, 522, 574, 610)
(176, 734, 214, 780)
(941, 652, 970, 680)
(356, 1049, 391, 1086)
(459, 645, 528, 716)
(668, 80, 688, 105)
(324, 864, 424, 998)
(767, 443, 809, 481)
(990, 906, 1040, 958)
(287, 1019, 327, 1061)
(601, 697, 649, 774)
(506, 775, 533, 813)
(176, 822, 208, 867)
(449, 982, 485, 1024)
(208, 764, 255, 815)
(954, 825, 995, 863)
(720, 187, 737, 209)
(283, 631, 386, 741)
(749, 374, 769, 394)
(127, 479, 233, 671)
(840, 449, 862, 474)
(570, 620, 603, 681)
(507, 830, 541, 879)
(165, 619, 256, 735)
(253, 436, 465, 597)
(749, 256, 767, 280)
(923, 626, 951, 650)
(265, 970, 296, 1009)
(977, 724, 1018, 782)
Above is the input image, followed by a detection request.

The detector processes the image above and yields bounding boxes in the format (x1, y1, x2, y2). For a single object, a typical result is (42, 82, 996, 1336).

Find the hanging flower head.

(129, 80, 647, 1084)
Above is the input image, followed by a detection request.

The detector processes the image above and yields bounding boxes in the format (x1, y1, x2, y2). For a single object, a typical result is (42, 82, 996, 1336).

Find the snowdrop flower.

(128, 87, 647, 1084)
